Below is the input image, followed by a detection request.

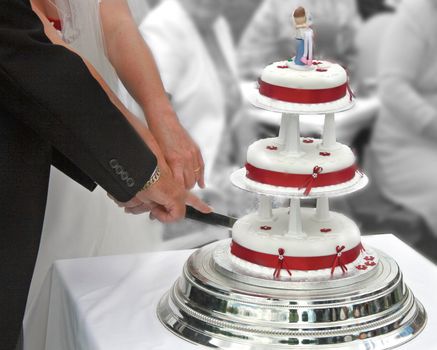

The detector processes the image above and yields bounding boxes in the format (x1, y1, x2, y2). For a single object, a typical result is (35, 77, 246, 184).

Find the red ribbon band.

(259, 79, 348, 104)
(246, 163, 357, 189)
(231, 241, 363, 272)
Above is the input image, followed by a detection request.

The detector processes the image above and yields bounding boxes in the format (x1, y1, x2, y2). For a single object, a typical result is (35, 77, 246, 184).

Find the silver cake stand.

(157, 240, 426, 349)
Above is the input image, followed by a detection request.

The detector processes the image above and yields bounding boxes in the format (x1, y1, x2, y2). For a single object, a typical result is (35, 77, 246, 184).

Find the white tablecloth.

(43, 235, 436, 350)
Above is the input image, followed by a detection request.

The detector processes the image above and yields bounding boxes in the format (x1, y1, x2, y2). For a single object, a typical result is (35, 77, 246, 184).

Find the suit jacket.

(0, 0, 157, 347)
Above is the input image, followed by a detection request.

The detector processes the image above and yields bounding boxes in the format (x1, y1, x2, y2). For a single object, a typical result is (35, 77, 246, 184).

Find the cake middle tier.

(246, 137, 356, 189)
(232, 207, 361, 259)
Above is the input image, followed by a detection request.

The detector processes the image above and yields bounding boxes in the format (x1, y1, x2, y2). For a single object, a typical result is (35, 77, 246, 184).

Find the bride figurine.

(292, 6, 314, 67)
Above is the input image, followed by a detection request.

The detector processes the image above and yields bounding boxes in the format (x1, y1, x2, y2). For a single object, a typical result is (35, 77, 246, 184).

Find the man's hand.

(150, 116, 205, 190)
(121, 161, 211, 222)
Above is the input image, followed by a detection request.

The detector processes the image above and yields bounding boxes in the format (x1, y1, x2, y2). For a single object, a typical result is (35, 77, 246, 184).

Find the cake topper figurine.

(292, 6, 314, 67)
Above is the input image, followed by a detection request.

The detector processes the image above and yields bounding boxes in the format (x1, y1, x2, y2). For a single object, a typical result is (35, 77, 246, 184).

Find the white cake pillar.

(278, 114, 289, 145)
(258, 195, 273, 221)
(283, 113, 302, 156)
(315, 197, 331, 222)
(321, 113, 338, 150)
(287, 198, 306, 237)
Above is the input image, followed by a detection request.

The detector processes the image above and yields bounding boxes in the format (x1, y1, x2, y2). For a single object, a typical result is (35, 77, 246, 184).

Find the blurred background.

(124, 0, 437, 263)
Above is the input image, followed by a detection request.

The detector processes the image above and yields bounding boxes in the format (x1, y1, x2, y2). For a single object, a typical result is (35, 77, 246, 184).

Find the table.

(241, 82, 380, 145)
(44, 235, 436, 350)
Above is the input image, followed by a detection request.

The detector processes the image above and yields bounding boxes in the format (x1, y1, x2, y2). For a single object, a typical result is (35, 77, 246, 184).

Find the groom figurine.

(0, 0, 208, 348)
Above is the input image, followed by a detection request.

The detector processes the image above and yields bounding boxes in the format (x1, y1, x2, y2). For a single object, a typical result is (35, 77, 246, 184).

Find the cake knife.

(185, 206, 237, 229)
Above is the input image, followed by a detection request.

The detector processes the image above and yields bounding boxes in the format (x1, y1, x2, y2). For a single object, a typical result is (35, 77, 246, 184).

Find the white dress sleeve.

(53, 0, 118, 91)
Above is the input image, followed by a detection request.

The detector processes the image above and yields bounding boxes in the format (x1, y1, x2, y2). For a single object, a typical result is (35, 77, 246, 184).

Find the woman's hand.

(150, 113, 205, 190)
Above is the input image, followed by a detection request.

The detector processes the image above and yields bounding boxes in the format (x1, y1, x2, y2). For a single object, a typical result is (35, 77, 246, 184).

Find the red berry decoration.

(319, 152, 331, 157)
(316, 68, 328, 72)
(266, 145, 278, 151)
(320, 228, 332, 233)
(260, 226, 272, 231)
(303, 139, 314, 144)
(356, 265, 368, 270)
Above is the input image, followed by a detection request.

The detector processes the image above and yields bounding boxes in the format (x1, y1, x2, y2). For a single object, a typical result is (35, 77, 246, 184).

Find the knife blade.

(185, 206, 237, 229)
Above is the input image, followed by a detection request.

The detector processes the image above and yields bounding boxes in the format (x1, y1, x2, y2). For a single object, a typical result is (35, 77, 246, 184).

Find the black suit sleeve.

(0, 0, 157, 202)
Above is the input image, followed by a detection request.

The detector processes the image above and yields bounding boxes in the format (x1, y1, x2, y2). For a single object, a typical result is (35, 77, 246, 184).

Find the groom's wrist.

(141, 166, 161, 192)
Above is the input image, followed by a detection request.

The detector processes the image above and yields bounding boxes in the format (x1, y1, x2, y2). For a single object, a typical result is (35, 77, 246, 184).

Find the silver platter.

(230, 168, 369, 199)
(157, 240, 426, 349)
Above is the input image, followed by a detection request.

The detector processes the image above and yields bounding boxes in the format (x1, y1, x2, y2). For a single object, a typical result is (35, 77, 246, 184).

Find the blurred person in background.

(123, 0, 258, 224)
(368, 0, 437, 245)
(354, 0, 396, 95)
(238, 0, 360, 79)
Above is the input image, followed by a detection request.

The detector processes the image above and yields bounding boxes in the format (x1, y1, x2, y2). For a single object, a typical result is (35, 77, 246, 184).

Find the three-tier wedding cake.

(157, 7, 426, 349)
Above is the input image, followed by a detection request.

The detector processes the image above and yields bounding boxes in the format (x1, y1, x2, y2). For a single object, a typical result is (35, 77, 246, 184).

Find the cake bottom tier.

(231, 208, 365, 279)
(157, 240, 426, 349)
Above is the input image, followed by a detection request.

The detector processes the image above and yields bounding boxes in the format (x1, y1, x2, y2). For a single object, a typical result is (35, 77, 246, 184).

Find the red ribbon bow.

(331, 245, 348, 275)
(273, 248, 292, 279)
(300, 166, 323, 196)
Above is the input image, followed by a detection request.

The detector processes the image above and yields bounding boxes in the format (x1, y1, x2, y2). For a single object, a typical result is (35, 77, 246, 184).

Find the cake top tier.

(261, 60, 348, 91)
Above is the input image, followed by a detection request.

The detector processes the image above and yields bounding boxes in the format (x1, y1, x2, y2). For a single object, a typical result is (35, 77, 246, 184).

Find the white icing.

(232, 207, 361, 257)
(247, 137, 355, 175)
(229, 247, 378, 280)
(251, 88, 354, 115)
(261, 60, 347, 90)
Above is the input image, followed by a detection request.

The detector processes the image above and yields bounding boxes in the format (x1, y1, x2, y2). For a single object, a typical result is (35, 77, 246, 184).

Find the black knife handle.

(185, 206, 236, 229)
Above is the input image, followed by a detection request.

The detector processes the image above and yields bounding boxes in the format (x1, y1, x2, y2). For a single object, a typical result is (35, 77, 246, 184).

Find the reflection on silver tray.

(157, 240, 426, 349)
(230, 168, 369, 199)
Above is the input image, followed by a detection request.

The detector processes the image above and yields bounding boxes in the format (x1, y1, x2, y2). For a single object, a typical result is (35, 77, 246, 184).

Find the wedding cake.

(158, 7, 426, 349)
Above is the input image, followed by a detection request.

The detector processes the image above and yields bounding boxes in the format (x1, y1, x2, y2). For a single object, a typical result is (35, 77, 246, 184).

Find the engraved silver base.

(157, 240, 426, 349)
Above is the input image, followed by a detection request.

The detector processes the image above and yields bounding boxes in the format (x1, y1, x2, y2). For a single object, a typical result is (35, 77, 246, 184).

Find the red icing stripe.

(259, 79, 347, 104)
(231, 240, 362, 271)
(245, 163, 357, 188)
